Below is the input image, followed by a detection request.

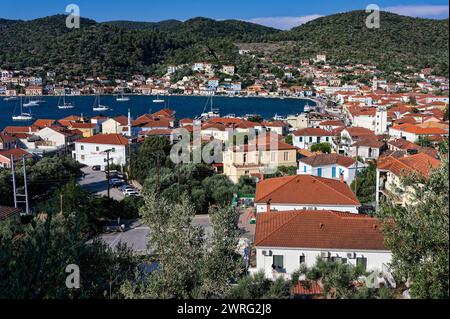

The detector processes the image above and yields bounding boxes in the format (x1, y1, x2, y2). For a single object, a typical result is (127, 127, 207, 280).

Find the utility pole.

(105, 149, 112, 199)
(354, 146, 359, 194)
(60, 194, 64, 214)
(10, 155, 17, 208)
(22, 156, 29, 215)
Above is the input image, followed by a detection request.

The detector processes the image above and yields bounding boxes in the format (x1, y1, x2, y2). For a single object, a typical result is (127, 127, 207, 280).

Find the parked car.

(123, 188, 139, 196)
(125, 191, 140, 197)
(92, 165, 101, 171)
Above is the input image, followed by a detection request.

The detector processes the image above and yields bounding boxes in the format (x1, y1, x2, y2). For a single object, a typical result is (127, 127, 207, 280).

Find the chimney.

(266, 200, 272, 213)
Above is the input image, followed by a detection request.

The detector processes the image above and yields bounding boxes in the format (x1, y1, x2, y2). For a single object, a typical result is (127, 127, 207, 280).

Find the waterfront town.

(1, 50, 448, 299)
(0, 0, 449, 301)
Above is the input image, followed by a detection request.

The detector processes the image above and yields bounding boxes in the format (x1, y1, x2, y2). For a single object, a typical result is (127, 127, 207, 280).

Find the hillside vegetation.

(0, 11, 447, 78)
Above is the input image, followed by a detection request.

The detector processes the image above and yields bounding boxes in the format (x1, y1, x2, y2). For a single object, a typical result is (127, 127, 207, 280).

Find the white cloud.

(383, 5, 449, 18)
(247, 14, 323, 30)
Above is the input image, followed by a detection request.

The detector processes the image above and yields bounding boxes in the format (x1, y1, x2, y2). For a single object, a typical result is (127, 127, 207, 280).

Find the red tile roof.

(300, 153, 356, 168)
(293, 281, 323, 296)
(75, 134, 129, 146)
(352, 139, 385, 148)
(343, 127, 375, 138)
(113, 115, 129, 126)
(33, 119, 56, 128)
(0, 206, 22, 221)
(377, 153, 441, 177)
(255, 175, 360, 206)
(254, 210, 387, 250)
(0, 148, 33, 161)
(391, 124, 448, 136)
(2, 126, 38, 134)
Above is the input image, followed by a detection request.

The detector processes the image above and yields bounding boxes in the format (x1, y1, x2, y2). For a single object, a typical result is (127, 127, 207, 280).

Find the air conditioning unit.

(321, 252, 330, 258)
(347, 252, 357, 259)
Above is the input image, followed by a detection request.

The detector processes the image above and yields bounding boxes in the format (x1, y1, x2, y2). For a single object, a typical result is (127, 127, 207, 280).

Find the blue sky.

(1, 0, 448, 29)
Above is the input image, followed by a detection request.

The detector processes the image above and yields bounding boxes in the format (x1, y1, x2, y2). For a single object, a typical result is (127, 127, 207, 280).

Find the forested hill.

(0, 11, 448, 78)
(103, 17, 281, 39)
(277, 11, 449, 75)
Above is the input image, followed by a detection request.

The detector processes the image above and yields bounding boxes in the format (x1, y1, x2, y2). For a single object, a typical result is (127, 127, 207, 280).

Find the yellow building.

(68, 123, 98, 138)
(223, 134, 298, 183)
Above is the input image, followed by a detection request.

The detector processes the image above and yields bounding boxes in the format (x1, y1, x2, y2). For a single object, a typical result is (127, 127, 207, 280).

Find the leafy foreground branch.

(120, 192, 243, 299)
(378, 152, 449, 299)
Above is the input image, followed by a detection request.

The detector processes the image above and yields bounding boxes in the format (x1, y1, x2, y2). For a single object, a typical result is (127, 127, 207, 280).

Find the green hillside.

(0, 11, 447, 78)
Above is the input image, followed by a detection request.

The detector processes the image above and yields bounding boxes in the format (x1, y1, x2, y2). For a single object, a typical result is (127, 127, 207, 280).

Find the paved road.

(78, 167, 125, 201)
(99, 216, 213, 254)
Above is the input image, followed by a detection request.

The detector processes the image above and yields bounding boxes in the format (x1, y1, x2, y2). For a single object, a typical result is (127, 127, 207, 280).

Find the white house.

(298, 153, 363, 185)
(101, 116, 129, 135)
(292, 128, 334, 150)
(255, 175, 361, 214)
(252, 210, 392, 280)
(389, 124, 448, 143)
(349, 107, 388, 135)
(221, 65, 235, 76)
(35, 126, 80, 151)
(72, 134, 129, 170)
(349, 139, 385, 162)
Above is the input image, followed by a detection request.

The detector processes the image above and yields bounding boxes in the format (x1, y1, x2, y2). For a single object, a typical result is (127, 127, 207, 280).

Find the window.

(96, 146, 100, 152)
(272, 255, 284, 270)
(112, 148, 116, 153)
(316, 137, 320, 143)
(271, 152, 276, 162)
(299, 137, 303, 142)
(326, 137, 330, 142)
(80, 145, 84, 151)
(317, 168, 323, 177)
(81, 155, 85, 160)
(356, 257, 368, 271)
(332, 167, 337, 178)
(303, 165, 307, 173)
(309, 137, 313, 143)
(299, 255, 306, 265)
(283, 152, 289, 161)
(243, 153, 247, 163)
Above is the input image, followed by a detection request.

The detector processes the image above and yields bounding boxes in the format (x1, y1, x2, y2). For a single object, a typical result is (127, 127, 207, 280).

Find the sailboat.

(153, 93, 165, 103)
(12, 97, 34, 121)
(199, 93, 220, 120)
(58, 94, 75, 109)
(116, 89, 130, 102)
(3, 96, 18, 101)
(93, 94, 110, 112)
(23, 97, 39, 107)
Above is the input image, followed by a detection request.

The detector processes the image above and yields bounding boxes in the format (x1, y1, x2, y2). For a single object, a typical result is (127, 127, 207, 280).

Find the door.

(317, 168, 323, 177)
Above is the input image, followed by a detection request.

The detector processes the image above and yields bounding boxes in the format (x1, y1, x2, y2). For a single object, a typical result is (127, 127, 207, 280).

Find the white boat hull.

(58, 104, 75, 109)
(93, 106, 109, 112)
(12, 115, 33, 121)
(23, 102, 39, 107)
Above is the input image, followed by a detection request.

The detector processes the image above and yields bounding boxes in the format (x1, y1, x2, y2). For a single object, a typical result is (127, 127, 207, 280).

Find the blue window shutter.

(332, 167, 336, 178)
(304, 166, 307, 173)
(317, 168, 322, 177)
